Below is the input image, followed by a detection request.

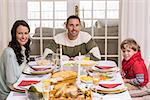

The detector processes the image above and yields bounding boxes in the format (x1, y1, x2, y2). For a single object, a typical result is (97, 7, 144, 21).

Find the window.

(28, 0, 67, 55)
(28, 0, 120, 65)
(79, 0, 120, 65)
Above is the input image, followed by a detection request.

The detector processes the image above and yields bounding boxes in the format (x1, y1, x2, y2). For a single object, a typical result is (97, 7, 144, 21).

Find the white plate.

(96, 60, 117, 67)
(31, 65, 52, 69)
(23, 67, 35, 75)
(91, 83, 125, 91)
(13, 74, 51, 91)
(63, 60, 96, 67)
(62, 61, 78, 72)
(28, 61, 38, 66)
(98, 83, 124, 91)
(13, 79, 40, 91)
(91, 60, 118, 72)
(28, 61, 52, 70)
(92, 66, 120, 72)
(23, 66, 53, 75)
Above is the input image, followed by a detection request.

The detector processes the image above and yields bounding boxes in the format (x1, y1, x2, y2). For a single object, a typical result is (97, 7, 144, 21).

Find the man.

(44, 15, 101, 61)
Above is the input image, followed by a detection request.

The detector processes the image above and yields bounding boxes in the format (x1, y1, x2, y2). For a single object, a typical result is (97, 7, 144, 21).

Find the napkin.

(32, 67, 51, 71)
(18, 80, 40, 86)
(99, 83, 122, 88)
(95, 66, 114, 69)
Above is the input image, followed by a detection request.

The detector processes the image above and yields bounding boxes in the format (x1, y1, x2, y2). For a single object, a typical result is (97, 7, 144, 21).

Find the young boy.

(121, 38, 149, 97)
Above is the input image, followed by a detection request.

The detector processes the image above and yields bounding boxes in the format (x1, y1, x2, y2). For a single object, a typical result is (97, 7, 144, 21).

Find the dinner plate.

(99, 83, 122, 88)
(80, 75, 93, 84)
(63, 60, 96, 67)
(62, 61, 76, 67)
(96, 60, 117, 67)
(18, 80, 40, 86)
(28, 61, 37, 66)
(80, 60, 96, 67)
(92, 82, 125, 91)
(23, 66, 53, 75)
(95, 66, 114, 69)
(13, 73, 51, 92)
(31, 65, 52, 71)
(62, 61, 78, 72)
(91, 87, 127, 94)
(91, 83, 127, 94)
(88, 71, 116, 81)
(13, 79, 41, 92)
(28, 61, 52, 71)
(92, 66, 120, 72)
(91, 60, 119, 72)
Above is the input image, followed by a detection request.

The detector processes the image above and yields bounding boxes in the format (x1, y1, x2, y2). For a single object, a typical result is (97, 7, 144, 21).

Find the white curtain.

(121, 0, 150, 66)
(0, 0, 27, 55)
(0, 0, 8, 55)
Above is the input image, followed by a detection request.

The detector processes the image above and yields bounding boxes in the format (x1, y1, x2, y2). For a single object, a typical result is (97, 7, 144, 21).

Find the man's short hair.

(120, 38, 140, 51)
(66, 15, 81, 24)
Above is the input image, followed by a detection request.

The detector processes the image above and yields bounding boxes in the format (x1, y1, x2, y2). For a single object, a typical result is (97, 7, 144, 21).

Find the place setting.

(23, 59, 54, 75)
(23, 50, 62, 75)
(89, 60, 120, 73)
(13, 74, 51, 93)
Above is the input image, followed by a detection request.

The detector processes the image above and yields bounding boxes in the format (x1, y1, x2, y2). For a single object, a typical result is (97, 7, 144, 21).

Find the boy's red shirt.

(122, 51, 149, 86)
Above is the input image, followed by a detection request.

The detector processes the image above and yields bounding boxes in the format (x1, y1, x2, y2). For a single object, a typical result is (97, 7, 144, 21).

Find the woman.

(0, 20, 31, 99)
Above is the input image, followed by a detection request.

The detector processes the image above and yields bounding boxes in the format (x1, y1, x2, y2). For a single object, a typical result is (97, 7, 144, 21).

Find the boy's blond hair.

(120, 38, 140, 51)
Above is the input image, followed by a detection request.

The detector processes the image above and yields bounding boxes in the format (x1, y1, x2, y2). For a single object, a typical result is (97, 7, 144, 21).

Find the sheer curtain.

(0, 0, 8, 55)
(0, 0, 27, 55)
(121, 0, 150, 66)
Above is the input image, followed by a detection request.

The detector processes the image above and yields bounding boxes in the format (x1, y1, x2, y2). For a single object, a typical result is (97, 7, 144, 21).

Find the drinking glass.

(93, 73, 100, 85)
(92, 72, 100, 94)
(42, 79, 51, 100)
(51, 53, 60, 66)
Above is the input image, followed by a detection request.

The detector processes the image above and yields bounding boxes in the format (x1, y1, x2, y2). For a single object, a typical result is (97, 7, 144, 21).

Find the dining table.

(6, 60, 132, 100)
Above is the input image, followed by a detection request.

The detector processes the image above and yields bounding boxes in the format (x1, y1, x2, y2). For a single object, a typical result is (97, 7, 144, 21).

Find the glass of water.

(42, 79, 51, 100)
(51, 49, 60, 66)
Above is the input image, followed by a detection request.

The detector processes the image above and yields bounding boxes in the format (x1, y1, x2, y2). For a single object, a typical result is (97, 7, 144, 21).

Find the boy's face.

(122, 47, 137, 61)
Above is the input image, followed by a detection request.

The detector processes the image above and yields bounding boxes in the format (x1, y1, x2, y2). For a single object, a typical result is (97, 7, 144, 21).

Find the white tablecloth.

(7, 60, 132, 100)
(7, 73, 132, 100)
(7, 90, 131, 100)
